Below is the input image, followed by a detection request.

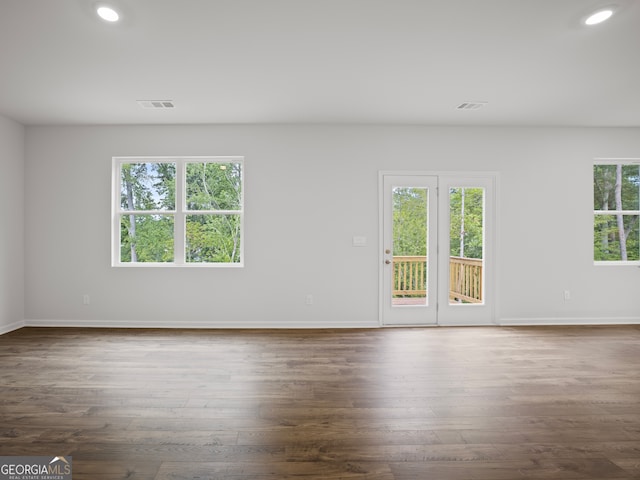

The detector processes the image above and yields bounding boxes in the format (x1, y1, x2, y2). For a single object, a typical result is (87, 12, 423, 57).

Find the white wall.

(0, 114, 25, 334)
(24, 125, 640, 328)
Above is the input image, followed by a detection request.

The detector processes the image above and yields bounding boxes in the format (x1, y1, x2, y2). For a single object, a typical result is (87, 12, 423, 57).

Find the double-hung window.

(112, 156, 244, 267)
(593, 160, 639, 265)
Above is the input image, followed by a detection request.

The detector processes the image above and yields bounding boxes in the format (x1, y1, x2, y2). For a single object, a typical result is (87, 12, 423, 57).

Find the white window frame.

(593, 158, 640, 266)
(111, 156, 244, 267)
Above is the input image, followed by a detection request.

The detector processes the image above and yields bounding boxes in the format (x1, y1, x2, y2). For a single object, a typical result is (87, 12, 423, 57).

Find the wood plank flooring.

(1, 326, 640, 479)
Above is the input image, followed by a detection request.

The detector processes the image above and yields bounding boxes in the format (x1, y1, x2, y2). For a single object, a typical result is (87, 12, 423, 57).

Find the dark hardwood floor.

(1, 326, 640, 479)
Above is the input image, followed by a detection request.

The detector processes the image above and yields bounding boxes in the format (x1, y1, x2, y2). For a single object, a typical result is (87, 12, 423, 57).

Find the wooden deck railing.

(448, 256, 483, 304)
(392, 255, 483, 304)
(392, 256, 427, 297)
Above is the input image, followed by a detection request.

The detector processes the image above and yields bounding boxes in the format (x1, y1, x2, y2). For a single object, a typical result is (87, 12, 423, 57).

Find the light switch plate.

(352, 236, 367, 247)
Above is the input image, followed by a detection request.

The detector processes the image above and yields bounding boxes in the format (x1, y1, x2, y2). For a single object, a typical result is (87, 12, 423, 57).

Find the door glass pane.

(392, 187, 428, 306)
(449, 187, 484, 304)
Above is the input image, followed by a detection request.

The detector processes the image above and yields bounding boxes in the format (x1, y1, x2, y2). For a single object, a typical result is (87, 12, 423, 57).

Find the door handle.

(385, 259, 391, 265)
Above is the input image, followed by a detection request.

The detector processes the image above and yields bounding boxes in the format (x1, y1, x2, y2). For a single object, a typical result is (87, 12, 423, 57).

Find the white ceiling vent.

(456, 101, 487, 110)
(137, 100, 175, 109)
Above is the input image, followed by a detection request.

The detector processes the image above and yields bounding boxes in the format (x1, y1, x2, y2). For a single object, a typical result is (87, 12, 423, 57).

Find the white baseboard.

(498, 316, 640, 326)
(0, 320, 25, 335)
(24, 318, 377, 329)
(15, 316, 640, 332)
(438, 319, 499, 327)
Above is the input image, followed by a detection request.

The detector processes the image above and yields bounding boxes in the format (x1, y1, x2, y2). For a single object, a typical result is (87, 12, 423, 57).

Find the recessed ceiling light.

(96, 6, 120, 22)
(584, 8, 614, 26)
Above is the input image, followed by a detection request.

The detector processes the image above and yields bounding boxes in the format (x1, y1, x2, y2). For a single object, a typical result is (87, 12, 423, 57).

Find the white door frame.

(381, 175, 439, 326)
(379, 171, 499, 326)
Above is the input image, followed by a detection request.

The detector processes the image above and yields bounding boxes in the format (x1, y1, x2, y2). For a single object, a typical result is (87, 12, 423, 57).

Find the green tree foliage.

(185, 163, 242, 263)
(392, 187, 427, 256)
(449, 187, 484, 259)
(392, 187, 484, 259)
(593, 164, 639, 261)
(119, 161, 242, 263)
(120, 215, 174, 262)
(186, 162, 242, 210)
(120, 163, 175, 263)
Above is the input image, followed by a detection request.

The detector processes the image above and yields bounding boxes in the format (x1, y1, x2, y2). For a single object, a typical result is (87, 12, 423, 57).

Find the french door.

(380, 173, 496, 326)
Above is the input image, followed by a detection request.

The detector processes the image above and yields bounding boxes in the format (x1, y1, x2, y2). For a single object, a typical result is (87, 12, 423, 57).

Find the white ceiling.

(1, 0, 639, 126)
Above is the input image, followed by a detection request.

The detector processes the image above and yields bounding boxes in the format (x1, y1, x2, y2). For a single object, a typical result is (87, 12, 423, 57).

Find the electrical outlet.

(563, 290, 571, 301)
(83, 294, 90, 305)
(305, 294, 313, 305)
